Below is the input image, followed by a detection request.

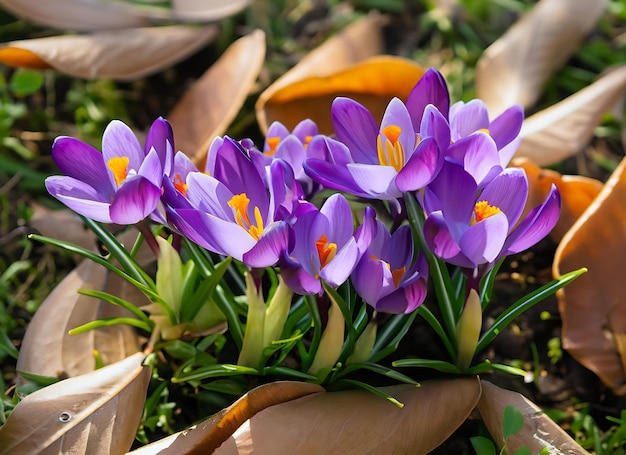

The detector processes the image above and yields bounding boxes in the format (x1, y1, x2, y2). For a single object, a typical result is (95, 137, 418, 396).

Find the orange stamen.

(376, 125, 404, 172)
(316, 234, 337, 269)
(173, 174, 188, 196)
(391, 266, 406, 288)
(228, 193, 264, 240)
(107, 156, 129, 187)
(472, 201, 502, 225)
(265, 137, 281, 156)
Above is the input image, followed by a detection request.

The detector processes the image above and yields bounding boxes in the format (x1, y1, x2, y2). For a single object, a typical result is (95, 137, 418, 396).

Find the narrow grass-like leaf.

(370, 312, 417, 363)
(467, 361, 527, 377)
(261, 366, 318, 381)
(172, 364, 258, 383)
(68, 317, 152, 335)
(181, 257, 232, 322)
(323, 282, 356, 360)
(330, 361, 419, 385)
(476, 268, 587, 354)
(479, 258, 505, 307)
(392, 358, 462, 374)
(416, 305, 456, 360)
(332, 379, 406, 408)
(77, 289, 154, 326)
(301, 295, 323, 372)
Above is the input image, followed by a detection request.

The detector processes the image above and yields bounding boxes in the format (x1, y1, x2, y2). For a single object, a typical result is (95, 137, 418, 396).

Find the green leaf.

(503, 405, 524, 439)
(470, 436, 496, 455)
(514, 447, 532, 455)
(392, 358, 462, 374)
(172, 364, 258, 383)
(330, 361, 418, 385)
(77, 289, 153, 326)
(68, 316, 152, 335)
(331, 378, 407, 408)
(10, 69, 44, 96)
(475, 268, 587, 354)
(370, 311, 418, 363)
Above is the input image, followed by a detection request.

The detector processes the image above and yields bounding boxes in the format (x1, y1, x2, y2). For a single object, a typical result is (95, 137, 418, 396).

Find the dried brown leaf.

(15, 258, 146, 383)
(0, 352, 150, 455)
(478, 381, 589, 454)
(0, 0, 150, 31)
(127, 381, 325, 455)
(513, 158, 603, 242)
(256, 11, 386, 134)
(517, 66, 626, 166)
(258, 56, 424, 135)
(476, 0, 606, 117)
(170, 0, 251, 21)
(214, 379, 480, 454)
(167, 30, 266, 165)
(1, 25, 218, 80)
(554, 155, 626, 395)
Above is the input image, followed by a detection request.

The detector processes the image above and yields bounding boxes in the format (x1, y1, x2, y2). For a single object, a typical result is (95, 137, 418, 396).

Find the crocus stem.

(136, 219, 160, 256)
(237, 271, 266, 370)
(404, 192, 458, 350)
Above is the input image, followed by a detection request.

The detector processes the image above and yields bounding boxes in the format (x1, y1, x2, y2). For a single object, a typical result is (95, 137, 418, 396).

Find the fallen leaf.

(214, 379, 480, 454)
(478, 381, 589, 454)
(0, 352, 150, 455)
(0, 0, 149, 31)
(513, 158, 603, 242)
(0, 25, 218, 80)
(170, 0, 251, 22)
(126, 381, 325, 455)
(167, 29, 266, 165)
(255, 11, 386, 134)
(476, 0, 606, 117)
(258, 56, 425, 135)
(554, 155, 626, 395)
(516, 66, 626, 166)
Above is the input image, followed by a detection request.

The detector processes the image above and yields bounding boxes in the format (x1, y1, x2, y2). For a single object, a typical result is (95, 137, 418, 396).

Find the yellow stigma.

(173, 174, 188, 196)
(472, 201, 502, 225)
(376, 125, 404, 172)
(316, 234, 337, 269)
(228, 193, 264, 240)
(265, 137, 280, 156)
(107, 156, 129, 187)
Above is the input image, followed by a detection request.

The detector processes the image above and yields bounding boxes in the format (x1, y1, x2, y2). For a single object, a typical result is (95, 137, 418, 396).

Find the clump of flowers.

(40, 67, 583, 404)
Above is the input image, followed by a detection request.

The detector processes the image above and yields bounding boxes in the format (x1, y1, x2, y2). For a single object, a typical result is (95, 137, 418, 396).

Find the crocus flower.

(304, 95, 444, 200)
(45, 118, 171, 225)
(164, 136, 295, 268)
(280, 194, 376, 295)
(422, 162, 560, 270)
(351, 217, 428, 314)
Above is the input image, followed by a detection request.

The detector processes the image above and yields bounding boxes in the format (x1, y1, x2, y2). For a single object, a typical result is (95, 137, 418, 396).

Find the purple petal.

(145, 117, 174, 177)
(406, 67, 450, 130)
(102, 120, 145, 185)
(110, 177, 161, 225)
(45, 176, 113, 223)
(51, 137, 114, 198)
(304, 159, 371, 198)
(354, 206, 377, 255)
(266, 121, 290, 142)
(381, 97, 415, 154)
(458, 212, 508, 265)
(396, 137, 442, 192)
(503, 184, 560, 255)
(419, 104, 451, 153)
(331, 97, 378, 164)
(319, 193, 353, 247)
(376, 281, 427, 314)
(243, 222, 290, 268)
(480, 168, 528, 228)
(307, 136, 353, 166)
(426, 162, 476, 230)
(269, 159, 302, 221)
(279, 259, 322, 295)
(186, 172, 235, 220)
(320, 237, 360, 288)
(450, 100, 489, 140)
(173, 151, 199, 180)
(447, 133, 501, 187)
(352, 256, 387, 305)
(490, 104, 524, 150)
(137, 148, 163, 187)
(347, 163, 400, 199)
(386, 225, 414, 269)
(292, 119, 318, 141)
(423, 211, 473, 268)
(274, 135, 307, 180)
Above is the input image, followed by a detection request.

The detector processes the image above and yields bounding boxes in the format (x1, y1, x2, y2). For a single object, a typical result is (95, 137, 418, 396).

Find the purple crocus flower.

(280, 194, 376, 295)
(304, 95, 444, 200)
(351, 214, 428, 314)
(422, 162, 560, 270)
(45, 118, 171, 225)
(164, 136, 295, 268)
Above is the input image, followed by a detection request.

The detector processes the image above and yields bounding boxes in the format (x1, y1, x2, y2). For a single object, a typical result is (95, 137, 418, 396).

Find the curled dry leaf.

(256, 11, 387, 134)
(0, 25, 219, 80)
(127, 381, 325, 455)
(167, 30, 266, 165)
(476, 0, 606, 117)
(0, 0, 149, 31)
(0, 352, 150, 455)
(513, 157, 603, 242)
(478, 381, 589, 454)
(214, 379, 481, 454)
(170, 0, 251, 22)
(554, 155, 626, 395)
(517, 65, 626, 166)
